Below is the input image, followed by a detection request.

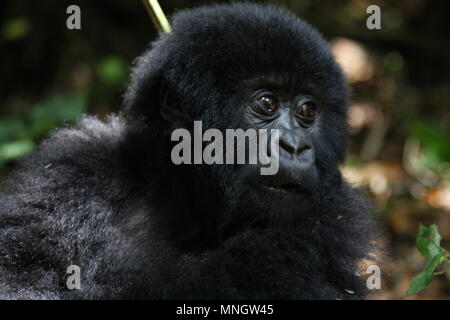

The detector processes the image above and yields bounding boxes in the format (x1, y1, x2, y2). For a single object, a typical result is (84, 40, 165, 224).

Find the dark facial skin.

(243, 75, 318, 196)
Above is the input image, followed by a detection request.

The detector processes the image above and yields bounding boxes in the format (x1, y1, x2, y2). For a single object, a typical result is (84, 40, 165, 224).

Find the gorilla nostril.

(298, 144, 311, 154)
(279, 139, 296, 154)
(279, 138, 311, 156)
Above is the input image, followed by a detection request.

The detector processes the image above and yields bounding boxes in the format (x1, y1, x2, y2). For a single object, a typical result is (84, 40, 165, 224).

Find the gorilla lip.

(256, 180, 304, 195)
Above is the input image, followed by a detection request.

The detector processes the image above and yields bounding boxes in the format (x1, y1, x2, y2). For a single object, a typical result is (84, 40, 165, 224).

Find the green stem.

(444, 252, 450, 264)
(143, 0, 171, 33)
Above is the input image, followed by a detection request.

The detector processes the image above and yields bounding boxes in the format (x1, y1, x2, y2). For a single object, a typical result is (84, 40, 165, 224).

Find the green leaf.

(416, 224, 443, 259)
(406, 252, 444, 297)
(407, 224, 447, 297)
(406, 270, 432, 297)
(424, 252, 444, 275)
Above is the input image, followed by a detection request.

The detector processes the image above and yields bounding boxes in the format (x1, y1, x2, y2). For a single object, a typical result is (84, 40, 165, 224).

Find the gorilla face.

(242, 74, 318, 196)
(207, 73, 341, 228)
(125, 3, 350, 228)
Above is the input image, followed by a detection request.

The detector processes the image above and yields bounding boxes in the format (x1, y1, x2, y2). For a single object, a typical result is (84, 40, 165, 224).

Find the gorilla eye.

(258, 95, 278, 113)
(296, 100, 317, 122)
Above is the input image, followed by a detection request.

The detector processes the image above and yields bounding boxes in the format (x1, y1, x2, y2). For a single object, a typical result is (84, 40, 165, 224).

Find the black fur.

(0, 2, 375, 299)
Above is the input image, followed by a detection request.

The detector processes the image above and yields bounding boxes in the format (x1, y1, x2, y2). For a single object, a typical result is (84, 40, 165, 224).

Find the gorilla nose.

(279, 134, 312, 159)
(265, 133, 316, 191)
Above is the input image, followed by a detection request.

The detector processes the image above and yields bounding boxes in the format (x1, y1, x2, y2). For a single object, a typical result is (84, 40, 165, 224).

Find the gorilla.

(0, 2, 375, 299)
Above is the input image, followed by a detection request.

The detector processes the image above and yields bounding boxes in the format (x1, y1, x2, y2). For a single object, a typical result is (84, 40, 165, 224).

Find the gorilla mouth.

(257, 181, 304, 195)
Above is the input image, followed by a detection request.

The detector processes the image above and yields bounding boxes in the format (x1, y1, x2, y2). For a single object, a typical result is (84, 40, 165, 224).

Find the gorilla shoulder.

(2, 115, 128, 201)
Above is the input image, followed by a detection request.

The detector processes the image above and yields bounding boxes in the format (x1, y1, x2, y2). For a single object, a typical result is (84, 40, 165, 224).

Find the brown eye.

(258, 95, 278, 113)
(297, 101, 317, 119)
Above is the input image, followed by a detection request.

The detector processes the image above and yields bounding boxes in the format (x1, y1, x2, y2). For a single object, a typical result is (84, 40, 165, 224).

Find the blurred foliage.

(0, 93, 87, 165)
(30, 93, 87, 136)
(0, 0, 449, 299)
(96, 56, 128, 85)
(407, 120, 450, 178)
(2, 16, 30, 40)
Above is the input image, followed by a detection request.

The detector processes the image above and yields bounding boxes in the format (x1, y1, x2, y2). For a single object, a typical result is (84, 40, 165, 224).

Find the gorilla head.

(123, 3, 355, 243)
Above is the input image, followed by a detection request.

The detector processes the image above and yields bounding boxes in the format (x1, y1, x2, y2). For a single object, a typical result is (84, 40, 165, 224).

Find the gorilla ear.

(160, 81, 184, 123)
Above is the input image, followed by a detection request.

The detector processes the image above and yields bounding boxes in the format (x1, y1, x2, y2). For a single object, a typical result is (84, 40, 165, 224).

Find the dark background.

(0, 0, 449, 299)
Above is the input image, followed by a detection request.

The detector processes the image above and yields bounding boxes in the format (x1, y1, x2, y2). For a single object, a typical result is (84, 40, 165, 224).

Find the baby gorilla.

(0, 2, 375, 299)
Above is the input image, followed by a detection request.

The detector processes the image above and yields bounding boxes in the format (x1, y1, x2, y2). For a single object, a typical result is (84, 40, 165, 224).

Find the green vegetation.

(406, 224, 450, 297)
(0, 93, 87, 166)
